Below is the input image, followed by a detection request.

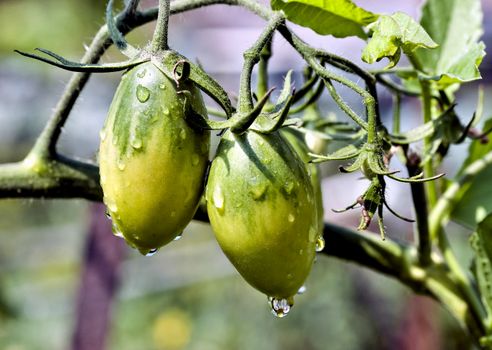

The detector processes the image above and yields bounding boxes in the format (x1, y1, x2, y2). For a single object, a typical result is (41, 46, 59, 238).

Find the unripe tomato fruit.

(206, 129, 318, 300)
(99, 62, 210, 254)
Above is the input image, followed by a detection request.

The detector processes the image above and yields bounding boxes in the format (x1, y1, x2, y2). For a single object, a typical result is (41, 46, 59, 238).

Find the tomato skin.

(281, 129, 324, 236)
(99, 62, 210, 252)
(206, 129, 318, 299)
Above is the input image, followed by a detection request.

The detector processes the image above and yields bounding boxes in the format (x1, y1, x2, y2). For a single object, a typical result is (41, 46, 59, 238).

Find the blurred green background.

(0, 0, 491, 349)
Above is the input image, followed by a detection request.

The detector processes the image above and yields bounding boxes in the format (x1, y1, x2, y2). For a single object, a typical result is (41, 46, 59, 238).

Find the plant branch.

(238, 12, 284, 113)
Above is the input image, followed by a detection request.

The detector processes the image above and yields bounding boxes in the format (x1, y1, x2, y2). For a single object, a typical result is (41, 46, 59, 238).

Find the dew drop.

(130, 136, 143, 150)
(111, 223, 123, 238)
(315, 236, 326, 252)
(174, 233, 183, 241)
(180, 128, 187, 140)
(191, 154, 200, 166)
(117, 158, 126, 171)
(284, 181, 295, 195)
(297, 285, 307, 295)
(213, 186, 225, 214)
(136, 84, 150, 103)
(288, 213, 295, 223)
(137, 68, 147, 78)
(145, 248, 158, 257)
(250, 183, 268, 201)
(159, 83, 166, 90)
(99, 128, 107, 141)
(163, 107, 170, 115)
(269, 297, 292, 318)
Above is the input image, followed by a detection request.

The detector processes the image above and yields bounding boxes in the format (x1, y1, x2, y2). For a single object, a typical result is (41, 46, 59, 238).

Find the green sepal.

(309, 144, 361, 162)
(154, 51, 234, 118)
(15, 48, 148, 72)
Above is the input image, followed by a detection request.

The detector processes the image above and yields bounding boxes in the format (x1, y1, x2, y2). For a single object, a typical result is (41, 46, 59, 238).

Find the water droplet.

(111, 223, 123, 238)
(163, 107, 170, 115)
(269, 297, 292, 318)
(137, 69, 147, 78)
(192, 154, 200, 166)
(130, 136, 143, 150)
(136, 84, 150, 103)
(145, 248, 158, 257)
(284, 181, 295, 195)
(213, 186, 225, 214)
(180, 128, 187, 140)
(159, 83, 166, 90)
(174, 233, 183, 241)
(315, 236, 325, 252)
(99, 128, 107, 141)
(297, 285, 307, 295)
(117, 158, 126, 171)
(250, 183, 268, 201)
(288, 213, 295, 223)
(106, 200, 118, 214)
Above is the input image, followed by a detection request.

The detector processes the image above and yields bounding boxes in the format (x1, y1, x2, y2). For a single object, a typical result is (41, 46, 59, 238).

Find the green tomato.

(99, 62, 210, 254)
(206, 129, 318, 302)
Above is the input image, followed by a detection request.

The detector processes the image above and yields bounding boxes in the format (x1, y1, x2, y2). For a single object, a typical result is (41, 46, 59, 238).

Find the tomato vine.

(1, 0, 491, 347)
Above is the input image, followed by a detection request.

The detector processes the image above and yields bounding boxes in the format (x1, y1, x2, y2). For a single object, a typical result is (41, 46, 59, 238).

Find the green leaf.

(271, 0, 378, 39)
(416, 0, 485, 87)
(470, 214, 492, 318)
(362, 12, 437, 68)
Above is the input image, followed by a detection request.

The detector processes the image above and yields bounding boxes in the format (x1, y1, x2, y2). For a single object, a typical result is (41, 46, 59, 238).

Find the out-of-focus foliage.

(0, 0, 105, 55)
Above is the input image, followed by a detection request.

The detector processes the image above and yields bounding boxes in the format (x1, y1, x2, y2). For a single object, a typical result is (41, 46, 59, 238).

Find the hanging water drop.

(145, 248, 158, 257)
(213, 186, 225, 214)
(315, 236, 325, 252)
(269, 297, 292, 318)
(297, 285, 307, 295)
(136, 84, 150, 103)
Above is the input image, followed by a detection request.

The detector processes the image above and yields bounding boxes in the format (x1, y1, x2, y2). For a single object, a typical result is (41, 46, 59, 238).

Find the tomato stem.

(152, 0, 171, 53)
(238, 13, 284, 114)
